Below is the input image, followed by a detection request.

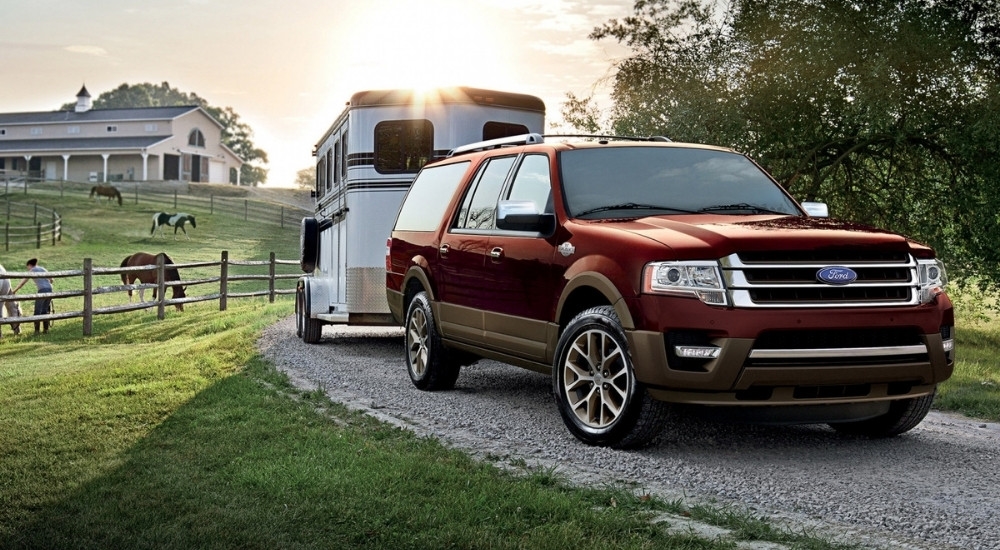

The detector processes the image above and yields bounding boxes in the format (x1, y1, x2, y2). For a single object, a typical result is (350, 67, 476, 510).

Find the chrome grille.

(722, 252, 919, 308)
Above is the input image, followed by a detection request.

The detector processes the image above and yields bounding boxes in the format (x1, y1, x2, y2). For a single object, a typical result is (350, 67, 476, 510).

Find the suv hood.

(611, 214, 917, 255)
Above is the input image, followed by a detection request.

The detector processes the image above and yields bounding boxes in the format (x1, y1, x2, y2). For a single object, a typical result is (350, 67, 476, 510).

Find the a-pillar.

(101, 153, 110, 182)
(62, 154, 70, 180)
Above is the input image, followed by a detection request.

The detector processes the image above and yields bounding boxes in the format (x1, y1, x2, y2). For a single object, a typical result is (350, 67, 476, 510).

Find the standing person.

(0, 263, 22, 336)
(13, 258, 53, 334)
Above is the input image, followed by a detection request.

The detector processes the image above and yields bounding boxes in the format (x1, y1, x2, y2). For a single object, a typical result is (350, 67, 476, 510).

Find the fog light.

(675, 345, 721, 359)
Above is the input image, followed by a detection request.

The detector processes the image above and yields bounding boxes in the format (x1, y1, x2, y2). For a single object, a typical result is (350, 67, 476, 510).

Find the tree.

(570, 0, 1000, 293)
(61, 82, 269, 186)
(294, 167, 316, 190)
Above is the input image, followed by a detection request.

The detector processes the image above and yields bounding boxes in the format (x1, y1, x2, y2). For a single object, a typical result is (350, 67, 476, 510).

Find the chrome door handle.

(439, 244, 450, 255)
(490, 247, 503, 260)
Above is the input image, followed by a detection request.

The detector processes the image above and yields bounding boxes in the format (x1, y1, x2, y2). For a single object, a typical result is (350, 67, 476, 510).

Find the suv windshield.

(559, 147, 802, 219)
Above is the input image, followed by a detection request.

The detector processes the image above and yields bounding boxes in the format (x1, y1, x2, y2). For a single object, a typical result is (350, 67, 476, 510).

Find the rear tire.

(405, 292, 460, 390)
(829, 390, 936, 437)
(297, 284, 322, 344)
(553, 306, 669, 449)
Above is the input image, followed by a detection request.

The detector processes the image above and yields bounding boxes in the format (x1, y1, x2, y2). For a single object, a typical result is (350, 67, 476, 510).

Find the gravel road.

(258, 318, 1000, 550)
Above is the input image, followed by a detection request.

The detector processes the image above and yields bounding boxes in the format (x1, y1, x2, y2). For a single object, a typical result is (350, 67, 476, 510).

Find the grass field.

(1, 188, 995, 549)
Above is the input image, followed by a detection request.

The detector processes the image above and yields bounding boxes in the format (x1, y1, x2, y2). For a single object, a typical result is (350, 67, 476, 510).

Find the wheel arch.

(556, 271, 635, 332)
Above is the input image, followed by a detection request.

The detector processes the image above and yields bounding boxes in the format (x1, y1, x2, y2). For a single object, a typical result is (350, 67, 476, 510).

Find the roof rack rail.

(543, 134, 672, 142)
(447, 133, 544, 157)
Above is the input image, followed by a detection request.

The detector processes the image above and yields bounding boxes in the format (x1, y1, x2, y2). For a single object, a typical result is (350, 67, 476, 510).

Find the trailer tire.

(297, 283, 322, 344)
(300, 217, 320, 273)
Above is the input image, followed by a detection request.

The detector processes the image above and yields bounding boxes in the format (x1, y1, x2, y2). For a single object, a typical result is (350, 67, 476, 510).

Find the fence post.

(52, 212, 57, 246)
(174, 190, 178, 209)
(219, 250, 229, 311)
(36, 223, 41, 249)
(210, 194, 214, 214)
(83, 258, 93, 336)
(156, 253, 166, 320)
(34, 203, 38, 224)
(4, 223, 7, 252)
(134, 183, 139, 205)
(269, 252, 276, 303)
(280, 206, 284, 229)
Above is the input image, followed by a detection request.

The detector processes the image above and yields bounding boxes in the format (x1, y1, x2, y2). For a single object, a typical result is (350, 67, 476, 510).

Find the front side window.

(506, 154, 552, 214)
(374, 120, 433, 174)
(559, 147, 802, 219)
(455, 156, 516, 230)
(188, 129, 205, 147)
(394, 161, 470, 232)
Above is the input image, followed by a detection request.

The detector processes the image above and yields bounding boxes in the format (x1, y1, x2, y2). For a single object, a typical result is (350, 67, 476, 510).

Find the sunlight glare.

(341, 0, 514, 92)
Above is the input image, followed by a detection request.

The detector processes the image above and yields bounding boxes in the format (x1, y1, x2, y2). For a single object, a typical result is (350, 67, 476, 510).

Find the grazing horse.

(90, 184, 122, 205)
(151, 212, 196, 239)
(0, 264, 23, 335)
(120, 252, 186, 311)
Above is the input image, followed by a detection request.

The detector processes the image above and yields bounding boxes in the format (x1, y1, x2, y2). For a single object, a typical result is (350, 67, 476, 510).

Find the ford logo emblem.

(816, 266, 858, 285)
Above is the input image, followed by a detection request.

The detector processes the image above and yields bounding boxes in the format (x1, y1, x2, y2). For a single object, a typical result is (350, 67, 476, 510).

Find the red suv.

(385, 134, 954, 448)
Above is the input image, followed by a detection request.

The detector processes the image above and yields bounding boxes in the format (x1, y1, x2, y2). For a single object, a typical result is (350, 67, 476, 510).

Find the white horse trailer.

(296, 87, 546, 342)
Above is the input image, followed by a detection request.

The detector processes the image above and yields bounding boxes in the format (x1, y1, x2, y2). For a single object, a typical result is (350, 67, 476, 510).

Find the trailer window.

(326, 149, 333, 192)
(341, 131, 349, 179)
(334, 138, 341, 186)
(375, 120, 433, 174)
(483, 121, 529, 141)
(394, 161, 470, 231)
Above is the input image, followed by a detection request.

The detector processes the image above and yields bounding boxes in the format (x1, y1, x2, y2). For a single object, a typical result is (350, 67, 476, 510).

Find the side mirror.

(801, 201, 829, 218)
(496, 200, 555, 233)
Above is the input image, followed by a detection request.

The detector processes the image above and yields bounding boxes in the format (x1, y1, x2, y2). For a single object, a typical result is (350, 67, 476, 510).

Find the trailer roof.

(349, 87, 545, 113)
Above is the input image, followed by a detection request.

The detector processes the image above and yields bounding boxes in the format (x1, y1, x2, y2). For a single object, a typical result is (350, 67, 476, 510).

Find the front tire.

(553, 306, 669, 449)
(829, 390, 936, 437)
(405, 292, 460, 390)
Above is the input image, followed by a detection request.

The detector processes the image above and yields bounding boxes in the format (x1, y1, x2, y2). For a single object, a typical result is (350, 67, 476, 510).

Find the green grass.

(1, 188, 995, 549)
(934, 290, 1000, 420)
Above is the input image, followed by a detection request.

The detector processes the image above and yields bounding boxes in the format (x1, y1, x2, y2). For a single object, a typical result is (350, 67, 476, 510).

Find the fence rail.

(0, 251, 301, 338)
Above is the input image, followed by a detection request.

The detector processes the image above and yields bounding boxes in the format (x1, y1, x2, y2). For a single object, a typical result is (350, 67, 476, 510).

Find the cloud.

(64, 45, 108, 57)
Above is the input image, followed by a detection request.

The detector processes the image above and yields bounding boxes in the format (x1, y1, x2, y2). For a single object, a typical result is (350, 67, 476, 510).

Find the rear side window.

(375, 119, 433, 174)
(394, 162, 470, 231)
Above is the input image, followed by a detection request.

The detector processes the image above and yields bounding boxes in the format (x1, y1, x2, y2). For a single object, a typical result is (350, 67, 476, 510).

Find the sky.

(1, 0, 633, 187)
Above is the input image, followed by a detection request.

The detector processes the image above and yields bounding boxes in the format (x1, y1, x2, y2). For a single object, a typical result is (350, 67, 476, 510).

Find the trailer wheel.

(553, 306, 669, 449)
(405, 292, 460, 390)
(297, 283, 322, 344)
(300, 217, 319, 273)
(829, 390, 936, 438)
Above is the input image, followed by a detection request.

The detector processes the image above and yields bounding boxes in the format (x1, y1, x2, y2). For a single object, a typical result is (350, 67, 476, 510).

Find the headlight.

(916, 258, 947, 304)
(643, 261, 728, 305)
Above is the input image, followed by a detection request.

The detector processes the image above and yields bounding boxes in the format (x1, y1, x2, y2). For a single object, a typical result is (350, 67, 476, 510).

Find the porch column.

(101, 153, 110, 182)
(62, 154, 70, 181)
(141, 150, 149, 181)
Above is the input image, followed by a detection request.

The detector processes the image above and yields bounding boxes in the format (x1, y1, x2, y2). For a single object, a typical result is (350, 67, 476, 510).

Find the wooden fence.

(1, 200, 62, 250)
(0, 251, 301, 338)
(2, 177, 310, 233)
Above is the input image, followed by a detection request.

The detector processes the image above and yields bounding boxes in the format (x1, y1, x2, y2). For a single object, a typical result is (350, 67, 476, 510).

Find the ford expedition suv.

(385, 133, 954, 448)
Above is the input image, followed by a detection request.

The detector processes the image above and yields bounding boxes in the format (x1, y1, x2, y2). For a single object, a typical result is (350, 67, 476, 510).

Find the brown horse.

(120, 252, 186, 311)
(90, 184, 122, 205)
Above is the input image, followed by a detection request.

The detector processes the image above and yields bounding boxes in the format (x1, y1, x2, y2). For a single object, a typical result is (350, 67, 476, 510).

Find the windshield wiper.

(698, 203, 787, 215)
(575, 202, 698, 217)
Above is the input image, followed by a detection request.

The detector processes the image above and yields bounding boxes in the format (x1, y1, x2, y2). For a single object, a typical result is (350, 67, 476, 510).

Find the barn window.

(188, 129, 205, 147)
